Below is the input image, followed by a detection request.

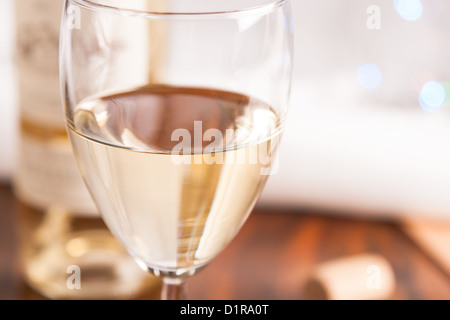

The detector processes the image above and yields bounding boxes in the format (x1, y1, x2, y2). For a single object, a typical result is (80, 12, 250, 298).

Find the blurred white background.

(260, 0, 450, 221)
(2, 0, 450, 220)
(0, 0, 17, 181)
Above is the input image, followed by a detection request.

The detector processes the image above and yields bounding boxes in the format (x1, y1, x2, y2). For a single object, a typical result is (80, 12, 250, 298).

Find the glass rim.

(70, 0, 290, 19)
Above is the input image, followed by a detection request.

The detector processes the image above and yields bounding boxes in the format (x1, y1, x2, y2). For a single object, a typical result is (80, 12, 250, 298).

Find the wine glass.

(60, 0, 293, 300)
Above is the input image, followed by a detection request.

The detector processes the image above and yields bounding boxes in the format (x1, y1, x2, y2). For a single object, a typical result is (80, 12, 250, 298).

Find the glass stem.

(161, 277, 186, 300)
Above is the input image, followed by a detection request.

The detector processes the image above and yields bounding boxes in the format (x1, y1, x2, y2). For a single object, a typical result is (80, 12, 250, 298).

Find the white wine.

(14, 0, 158, 299)
(67, 86, 281, 276)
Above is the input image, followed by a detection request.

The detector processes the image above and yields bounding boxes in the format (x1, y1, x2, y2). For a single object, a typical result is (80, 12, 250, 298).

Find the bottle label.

(15, 0, 65, 128)
(14, 134, 98, 216)
(14, 0, 97, 216)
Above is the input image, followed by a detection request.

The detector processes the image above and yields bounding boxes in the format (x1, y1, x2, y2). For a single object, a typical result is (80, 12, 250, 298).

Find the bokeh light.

(357, 63, 383, 90)
(442, 82, 450, 107)
(394, 0, 423, 21)
(411, 69, 435, 93)
(419, 81, 446, 112)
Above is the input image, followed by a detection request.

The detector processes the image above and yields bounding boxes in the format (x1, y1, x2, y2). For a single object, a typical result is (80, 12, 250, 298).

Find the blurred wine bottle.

(0, 0, 17, 181)
(13, 0, 159, 299)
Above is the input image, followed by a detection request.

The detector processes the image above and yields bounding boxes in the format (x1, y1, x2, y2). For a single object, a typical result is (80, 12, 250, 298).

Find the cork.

(305, 253, 396, 300)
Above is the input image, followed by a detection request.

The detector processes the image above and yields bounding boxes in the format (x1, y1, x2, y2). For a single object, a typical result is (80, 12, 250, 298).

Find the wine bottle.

(13, 0, 159, 299)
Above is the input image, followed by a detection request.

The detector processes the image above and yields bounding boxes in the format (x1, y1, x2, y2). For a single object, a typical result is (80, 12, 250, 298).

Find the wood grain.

(402, 218, 450, 277)
(0, 184, 21, 300)
(0, 183, 449, 300)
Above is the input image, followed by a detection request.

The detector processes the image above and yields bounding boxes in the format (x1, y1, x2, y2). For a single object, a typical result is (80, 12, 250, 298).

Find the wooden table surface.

(0, 183, 449, 300)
